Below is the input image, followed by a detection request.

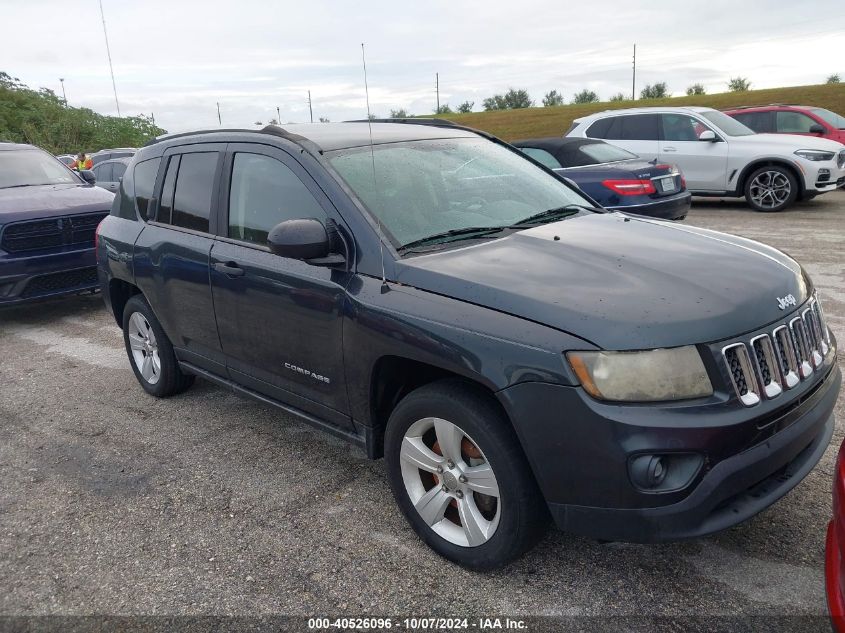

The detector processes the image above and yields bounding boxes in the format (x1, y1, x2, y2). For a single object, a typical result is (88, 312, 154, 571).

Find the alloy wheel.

(127, 312, 161, 385)
(749, 170, 791, 209)
(399, 417, 501, 547)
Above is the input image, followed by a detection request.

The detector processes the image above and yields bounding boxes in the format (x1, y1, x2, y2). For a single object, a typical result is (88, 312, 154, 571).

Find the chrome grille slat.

(802, 306, 824, 368)
(789, 316, 814, 379)
(772, 325, 801, 389)
(750, 334, 783, 399)
(722, 343, 761, 407)
(812, 297, 831, 356)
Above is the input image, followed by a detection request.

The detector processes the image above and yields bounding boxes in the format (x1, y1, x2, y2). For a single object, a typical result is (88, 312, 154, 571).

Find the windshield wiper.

(513, 204, 597, 226)
(397, 226, 509, 252)
(0, 182, 59, 189)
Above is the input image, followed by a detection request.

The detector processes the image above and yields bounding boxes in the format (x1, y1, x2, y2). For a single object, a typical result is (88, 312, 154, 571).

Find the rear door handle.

(213, 261, 245, 277)
(662, 146, 677, 152)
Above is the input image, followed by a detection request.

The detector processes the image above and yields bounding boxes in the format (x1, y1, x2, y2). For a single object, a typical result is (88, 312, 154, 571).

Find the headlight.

(566, 346, 713, 402)
(794, 149, 836, 162)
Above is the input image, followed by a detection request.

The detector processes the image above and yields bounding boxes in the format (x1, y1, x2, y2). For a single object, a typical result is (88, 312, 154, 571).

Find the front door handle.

(662, 146, 677, 152)
(213, 261, 245, 277)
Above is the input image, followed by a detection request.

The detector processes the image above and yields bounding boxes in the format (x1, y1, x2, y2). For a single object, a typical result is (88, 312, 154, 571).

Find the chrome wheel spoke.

(433, 418, 464, 464)
(400, 436, 444, 473)
(463, 463, 500, 497)
(457, 496, 489, 547)
(140, 355, 154, 380)
(415, 485, 451, 526)
(128, 333, 146, 351)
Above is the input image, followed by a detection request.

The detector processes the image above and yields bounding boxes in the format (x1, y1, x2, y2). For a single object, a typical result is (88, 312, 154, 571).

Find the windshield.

(327, 138, 593, 250)
(699, 110, 756, 136)
(810, 108, 845, 129)
(0, 149, 79, 189)
(578, 143, 638, 165)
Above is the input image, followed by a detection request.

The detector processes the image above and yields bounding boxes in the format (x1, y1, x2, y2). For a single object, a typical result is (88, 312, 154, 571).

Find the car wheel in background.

(384, 379, 547, 570)
(122, 295, 195, 397)
(744, 165, 798, 212)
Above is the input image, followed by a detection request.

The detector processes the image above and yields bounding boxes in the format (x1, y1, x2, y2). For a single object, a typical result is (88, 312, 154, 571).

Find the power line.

(98, 0, 121, 117)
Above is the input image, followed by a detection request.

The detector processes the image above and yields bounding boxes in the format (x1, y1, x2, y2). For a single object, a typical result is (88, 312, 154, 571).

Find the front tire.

(744, 165, 798, 212)
(384, 380, 547, 570)
(122, 294, 194, 397)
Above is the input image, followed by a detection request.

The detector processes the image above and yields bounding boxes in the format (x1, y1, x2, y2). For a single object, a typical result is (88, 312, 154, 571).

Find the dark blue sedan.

(513, 137, 691, 220)
(0, 143, 114, 305)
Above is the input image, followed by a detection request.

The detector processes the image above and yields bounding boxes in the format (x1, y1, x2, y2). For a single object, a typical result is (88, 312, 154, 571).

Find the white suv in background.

(566, 106, 845, 212)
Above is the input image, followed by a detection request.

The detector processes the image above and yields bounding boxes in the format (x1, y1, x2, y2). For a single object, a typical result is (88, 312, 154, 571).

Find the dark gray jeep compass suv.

(96, 120, 840, 570)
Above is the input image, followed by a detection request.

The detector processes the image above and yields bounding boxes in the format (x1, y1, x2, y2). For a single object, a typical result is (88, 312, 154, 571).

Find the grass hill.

(434, 83, 845, 140)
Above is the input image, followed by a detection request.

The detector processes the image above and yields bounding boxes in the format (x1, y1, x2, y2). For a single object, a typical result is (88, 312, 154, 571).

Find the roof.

(0, 142, 37, 151)
(722, 104, 812, 112)
(574, 105, 716, 121)
(96, 157, 132, 165)
(148, 121, 480, 153)
(512, 137, 604, 150)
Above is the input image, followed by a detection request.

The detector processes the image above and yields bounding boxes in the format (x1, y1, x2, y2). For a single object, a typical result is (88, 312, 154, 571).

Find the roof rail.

(142, 125, 324, 157)
(726, 103, 801, 110)
(343, 117, 498, 142)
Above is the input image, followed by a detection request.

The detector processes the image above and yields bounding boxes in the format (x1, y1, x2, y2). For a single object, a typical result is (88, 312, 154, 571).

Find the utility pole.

(307, 90, 313, 123)
(59, 78, 67, 106)
(276, 106, 281, 124)
(435, 73, 440, 113)
(98, 0, 121, 116)
(632, 44, 637, 100)
(151, 112, 156, 127)
(217, 102, 221, 125)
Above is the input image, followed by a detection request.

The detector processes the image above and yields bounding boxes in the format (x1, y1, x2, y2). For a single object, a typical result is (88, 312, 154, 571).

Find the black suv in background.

(0, 142, 114, 305)
(97, 121, 840, 570)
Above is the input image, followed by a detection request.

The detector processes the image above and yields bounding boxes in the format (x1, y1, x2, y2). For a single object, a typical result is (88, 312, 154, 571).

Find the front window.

(698, 110, 755, 136)
(0, 149, 79, 189)
(810, 108, 845, 129)
(327, 138, 594, 251)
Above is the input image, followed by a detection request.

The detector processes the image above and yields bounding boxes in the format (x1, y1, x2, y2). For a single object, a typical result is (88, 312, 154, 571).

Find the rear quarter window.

(133, 157, 161, 220)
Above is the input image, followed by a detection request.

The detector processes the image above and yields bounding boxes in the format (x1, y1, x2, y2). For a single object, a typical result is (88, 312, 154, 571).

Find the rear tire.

(122, 295, 195, 397)
(384, 379, 547, 570)
(744, 165, 798, 212)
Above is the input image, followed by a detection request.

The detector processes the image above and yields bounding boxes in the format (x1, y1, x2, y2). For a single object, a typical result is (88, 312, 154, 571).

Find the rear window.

(170, 152, 218, 233)
(578, 143, 637, 165)
(133, 157, 161, 220)
(586, 115, 658, 141)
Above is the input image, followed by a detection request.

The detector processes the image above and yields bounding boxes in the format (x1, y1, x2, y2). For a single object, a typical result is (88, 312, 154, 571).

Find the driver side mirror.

(698, 130, 717, 142)
(79, 169, 96, 184)
(809, 123, 825, 135)
(267, 218, 345, 266)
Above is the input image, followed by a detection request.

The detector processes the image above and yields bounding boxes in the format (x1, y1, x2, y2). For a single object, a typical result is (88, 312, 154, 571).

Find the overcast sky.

(4, 0, 844, 133)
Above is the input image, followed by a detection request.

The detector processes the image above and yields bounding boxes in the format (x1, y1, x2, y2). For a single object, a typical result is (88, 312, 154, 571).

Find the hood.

(394, 213, 809, 350)
(734, 133, 845, 152)
(0, 184, 114, 224)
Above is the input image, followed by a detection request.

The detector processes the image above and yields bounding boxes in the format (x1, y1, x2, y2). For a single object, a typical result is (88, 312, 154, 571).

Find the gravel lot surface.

(1, 191, 843, 630)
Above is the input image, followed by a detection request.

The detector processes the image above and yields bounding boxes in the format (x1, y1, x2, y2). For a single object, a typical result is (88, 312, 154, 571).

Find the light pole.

(59, 78, 67, 105)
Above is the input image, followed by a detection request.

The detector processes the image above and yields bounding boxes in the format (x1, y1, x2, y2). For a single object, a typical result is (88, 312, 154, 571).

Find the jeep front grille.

(721, 295, 833, 407)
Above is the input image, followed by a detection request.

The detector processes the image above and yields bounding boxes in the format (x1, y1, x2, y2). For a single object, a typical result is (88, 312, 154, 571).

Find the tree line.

(0, 72, 165, 154)
(389, 73, 841, 115)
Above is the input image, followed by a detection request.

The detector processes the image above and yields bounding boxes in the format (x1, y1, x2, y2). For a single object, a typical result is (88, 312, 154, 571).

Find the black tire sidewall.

(744, 166, 799, 212)
(384, 380, 545, 570)
(122, 295, 190, 397)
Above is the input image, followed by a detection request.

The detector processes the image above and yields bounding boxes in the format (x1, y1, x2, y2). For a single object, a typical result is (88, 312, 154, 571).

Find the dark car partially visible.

(513, 137, 691, 220)
(0, 143, 115, 305)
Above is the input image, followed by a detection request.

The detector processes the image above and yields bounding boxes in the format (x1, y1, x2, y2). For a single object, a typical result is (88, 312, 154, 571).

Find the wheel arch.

(108, 278, 142, 326)
(367, 355, 508, 459)
(734, 158, 805, 197)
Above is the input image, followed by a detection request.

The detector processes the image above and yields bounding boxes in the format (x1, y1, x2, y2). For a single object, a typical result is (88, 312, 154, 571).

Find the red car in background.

(725, 104, 845, 145)
(827, 438, 845, 631)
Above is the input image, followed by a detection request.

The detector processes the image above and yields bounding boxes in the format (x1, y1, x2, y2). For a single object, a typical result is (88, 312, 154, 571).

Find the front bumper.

(498, 352, 840, 543)
(803, 159, 845, 193)
(0, 246, 98, 305)
(607, 191, 691, 221)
